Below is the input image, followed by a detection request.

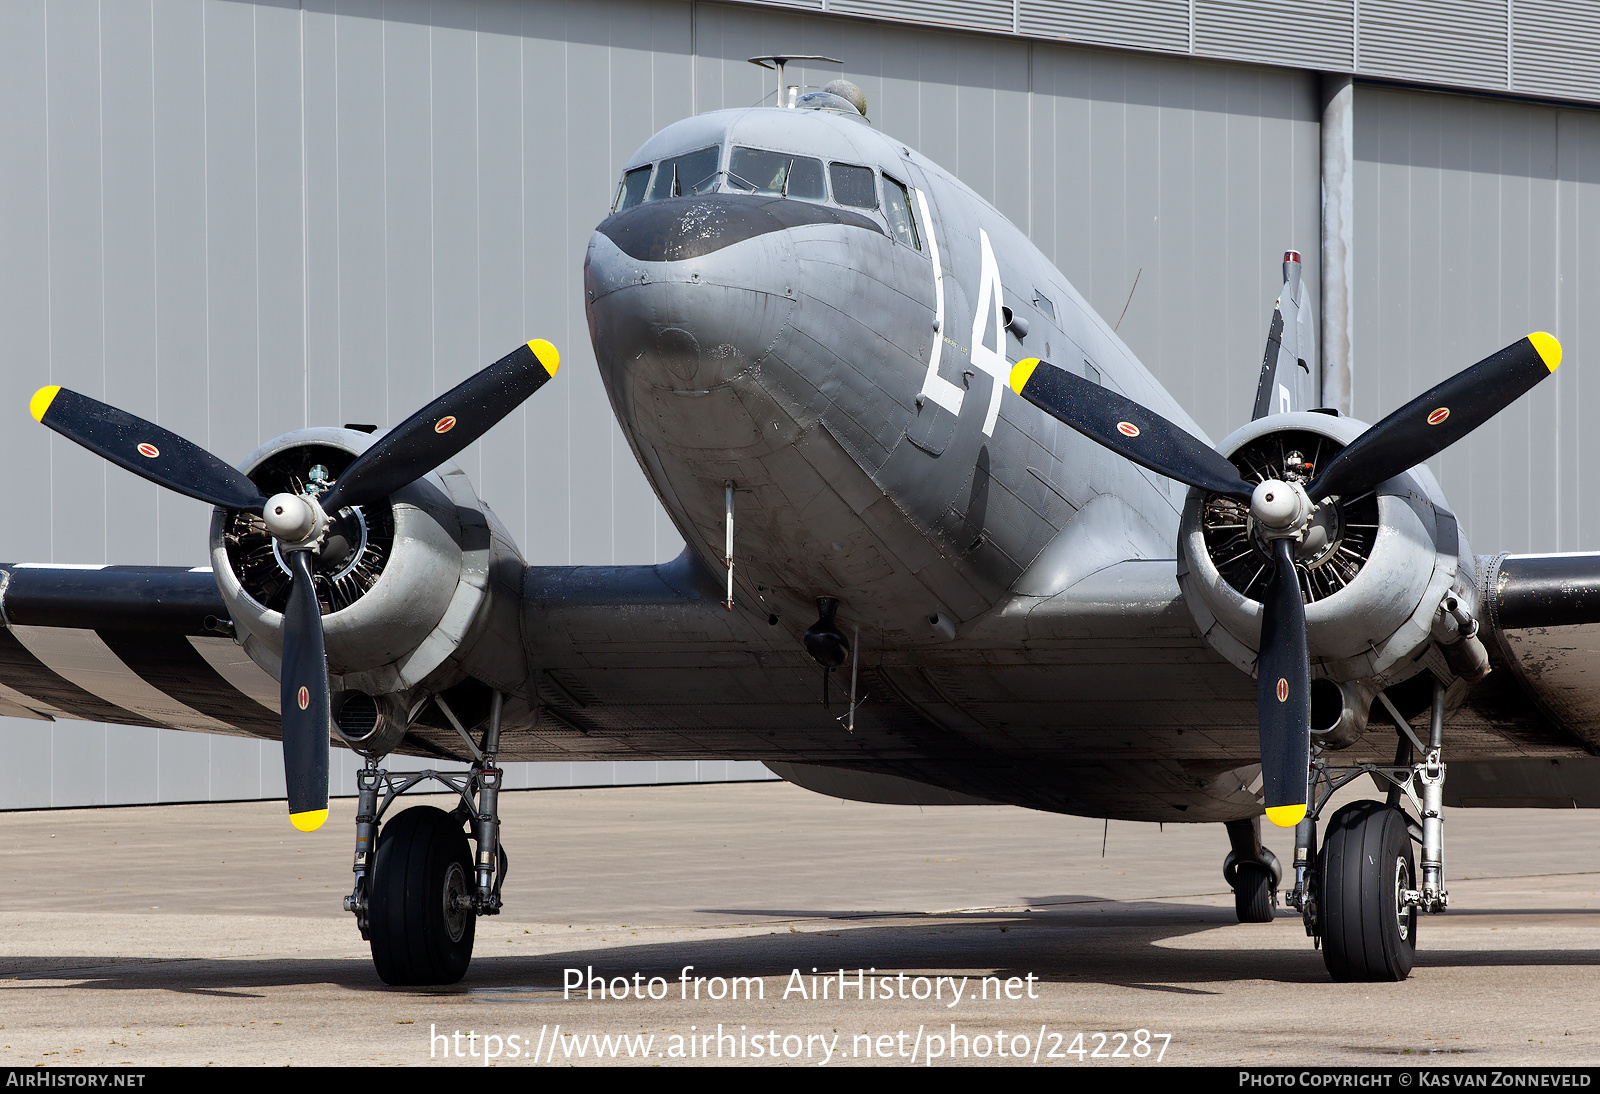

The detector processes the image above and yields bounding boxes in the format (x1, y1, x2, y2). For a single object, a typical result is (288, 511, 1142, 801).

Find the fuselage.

(572, 104, 1530, 823)
(568, 104, 1298, 821)
(585, 105, 1201, 638)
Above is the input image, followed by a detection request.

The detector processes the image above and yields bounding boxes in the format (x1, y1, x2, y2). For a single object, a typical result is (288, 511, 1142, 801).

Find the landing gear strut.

(344, 691, 509, 986)
(1285, 677, 1449, 981)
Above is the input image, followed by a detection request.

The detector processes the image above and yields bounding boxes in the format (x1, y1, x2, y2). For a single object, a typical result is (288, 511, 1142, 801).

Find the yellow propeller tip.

(1264, 804, 1306, 829)
(290, 808, 329, 833)
(1010, 358, 1040, 395)
(29, 385, 61, 423)
(528, 339, 560, 378)
(1529, 331, 1561, 372)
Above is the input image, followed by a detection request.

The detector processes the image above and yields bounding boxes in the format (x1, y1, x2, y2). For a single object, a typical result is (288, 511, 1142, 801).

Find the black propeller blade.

(320, 339, 560, 513)
(30, 339, 561, 829)
(1009, 334, 1562, 829)
(1257, 537, 1311, 827)
(30, 386, 268, 513)
(1009, 359, 1254, 499)
(1308, 332, 1560, 502)
(282, 548, 331, 832)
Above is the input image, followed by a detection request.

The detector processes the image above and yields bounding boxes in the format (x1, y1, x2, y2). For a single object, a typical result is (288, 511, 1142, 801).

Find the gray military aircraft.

(5, 64, 1598, 987)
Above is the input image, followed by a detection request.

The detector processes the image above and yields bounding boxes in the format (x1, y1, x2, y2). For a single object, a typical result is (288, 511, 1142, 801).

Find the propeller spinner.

(1011, 332, 1561, 826)
(31, 339, 560, 830)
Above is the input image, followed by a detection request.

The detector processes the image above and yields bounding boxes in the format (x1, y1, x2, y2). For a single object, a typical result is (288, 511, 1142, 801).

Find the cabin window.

(645, 145, 720, 201)
(1033, 292, 1056, 321)
(882, 174, 920, 250)
(829, 163, 878, 209)
(727, 147, 826, 201)
(614, 165, 652, 212)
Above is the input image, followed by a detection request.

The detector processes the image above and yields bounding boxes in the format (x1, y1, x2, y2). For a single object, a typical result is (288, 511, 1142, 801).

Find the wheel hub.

(1395, 855, 1413, 942)
(442, 861, 471, 944)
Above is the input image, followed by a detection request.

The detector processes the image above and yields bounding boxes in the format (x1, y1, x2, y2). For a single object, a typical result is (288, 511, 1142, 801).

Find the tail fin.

(1251, 251, 1317, 419)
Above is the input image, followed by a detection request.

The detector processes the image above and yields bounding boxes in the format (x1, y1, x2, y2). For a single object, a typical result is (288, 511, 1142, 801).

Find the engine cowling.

(209, 427, 528, 746)
(1176, 411, 1480, 700)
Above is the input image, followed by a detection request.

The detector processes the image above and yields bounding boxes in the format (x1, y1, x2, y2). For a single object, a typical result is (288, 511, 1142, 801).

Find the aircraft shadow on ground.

(8, 898, 1597, 994)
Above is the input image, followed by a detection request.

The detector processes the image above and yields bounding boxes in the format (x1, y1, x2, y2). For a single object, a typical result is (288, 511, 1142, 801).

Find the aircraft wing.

(0, 551, 1259, 818)
(4, 547, 1600, 812)
(1446, 551, 1600, 805)
(0, 552, 951, 770)
(0, 564, 283, 737)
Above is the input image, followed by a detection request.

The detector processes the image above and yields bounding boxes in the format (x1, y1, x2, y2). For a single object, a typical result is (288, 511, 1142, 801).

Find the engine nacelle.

(209, 428, 528, 721)
(1176, 411, 1479, 693)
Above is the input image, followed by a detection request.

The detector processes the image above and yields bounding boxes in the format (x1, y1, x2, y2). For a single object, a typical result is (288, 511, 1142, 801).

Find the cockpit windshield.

(610, 139, 911, 241)
(646, 145, 721, 202)
(614, 146, 722, 213)
(615, 165, 652, 212)
(726, 147, 826, 201)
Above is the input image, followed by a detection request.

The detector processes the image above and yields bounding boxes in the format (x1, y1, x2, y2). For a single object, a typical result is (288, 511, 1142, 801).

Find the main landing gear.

(344, 692, 509, 986)
(1282, 678, 1450, 981)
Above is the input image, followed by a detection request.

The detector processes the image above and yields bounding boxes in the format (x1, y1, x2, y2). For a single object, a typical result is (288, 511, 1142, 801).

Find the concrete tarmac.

(2, 781, 1598, 1067)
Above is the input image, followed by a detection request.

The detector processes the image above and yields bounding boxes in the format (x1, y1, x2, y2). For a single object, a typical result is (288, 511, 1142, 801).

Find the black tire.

(1233, 862, 1276, 923)
(368, 806, 476, 986)
(1318, 800, 1417, 982)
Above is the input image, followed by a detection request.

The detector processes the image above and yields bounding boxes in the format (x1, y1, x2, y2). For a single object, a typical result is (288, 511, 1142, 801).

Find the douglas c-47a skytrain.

(6, 60, 1599, 986)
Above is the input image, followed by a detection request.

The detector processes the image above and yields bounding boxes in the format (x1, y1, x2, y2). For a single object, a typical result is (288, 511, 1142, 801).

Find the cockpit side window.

(614, 165, 652, 213)
(882, 174, 921, 250)
(727, 147, 826, 201)
(829, 163, 878, 209)
(645, 145, 721, 201)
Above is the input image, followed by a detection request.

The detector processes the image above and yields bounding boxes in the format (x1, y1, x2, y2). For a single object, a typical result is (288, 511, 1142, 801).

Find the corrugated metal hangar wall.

(1355, 88, 1597, 554)
(0, 0, 1592, 808)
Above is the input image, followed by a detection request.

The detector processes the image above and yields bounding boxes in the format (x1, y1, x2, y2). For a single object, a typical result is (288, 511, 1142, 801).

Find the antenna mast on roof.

(748, 55, 843, 107)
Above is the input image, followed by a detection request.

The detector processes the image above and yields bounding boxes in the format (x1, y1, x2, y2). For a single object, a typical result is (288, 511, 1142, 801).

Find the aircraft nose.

(584, 195, 803, 395)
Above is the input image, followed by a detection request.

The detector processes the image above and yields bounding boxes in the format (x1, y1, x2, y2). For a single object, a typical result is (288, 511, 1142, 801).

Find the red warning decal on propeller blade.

(1427, 407, 1450, 426)
(434, 416, 457, 434)
(297, 686, 310, 711)
(1277, 678, 1289, 703)
(1117, 422, 1140, 437)
(137, 443, 160, 458)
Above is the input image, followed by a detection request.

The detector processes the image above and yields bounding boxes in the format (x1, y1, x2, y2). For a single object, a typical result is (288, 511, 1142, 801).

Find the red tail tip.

(1284, 250, 1301, 264)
